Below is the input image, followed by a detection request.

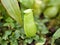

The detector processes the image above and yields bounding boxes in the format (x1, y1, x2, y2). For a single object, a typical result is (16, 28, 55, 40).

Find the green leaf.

(10, 39, 18, 45)
(5, 17, 14, 23)
(24, 9, 37, 37)
(35, 37, 46, 45)
(14, 30, 20, 39)
(1, 0, 23, 26)
(53, 28, 60, 39)
(3, 23, 15, 29)
(1, 40, 8, 45)
(33, 35, 40, 41)
(24, 38, 33, 44)
(0, 37, 8, 45)
(2, 30, 12, 40)
(10, 30, 20, 39)
(51, 28, 60, 45)
(37, 22, 48, 34)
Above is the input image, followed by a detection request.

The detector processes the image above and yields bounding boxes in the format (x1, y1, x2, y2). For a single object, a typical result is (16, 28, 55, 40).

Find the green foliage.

(0, 0, 60, 45)
(10, 40, 18, 45)
(2, 30, 12, 40)
(53, 28, 60, 39)
(1, 0, 23, 26)
(51, 28, 60, 45)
